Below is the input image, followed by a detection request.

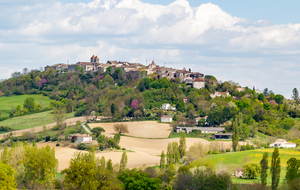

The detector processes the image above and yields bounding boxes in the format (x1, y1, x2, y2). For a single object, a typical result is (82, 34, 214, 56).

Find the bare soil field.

(88, 121, 173, 138)
(0, 117, 86, 139)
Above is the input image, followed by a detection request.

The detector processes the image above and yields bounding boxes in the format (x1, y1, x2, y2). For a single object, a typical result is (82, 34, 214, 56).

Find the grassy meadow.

(0, 94, 52, 118)
(206, 148, 300, 185)
(0, 110, 74, 131)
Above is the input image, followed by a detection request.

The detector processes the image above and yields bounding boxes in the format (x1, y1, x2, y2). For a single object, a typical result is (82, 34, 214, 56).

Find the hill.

(206, 148, 300, 185)
(0, 94, 51, 118)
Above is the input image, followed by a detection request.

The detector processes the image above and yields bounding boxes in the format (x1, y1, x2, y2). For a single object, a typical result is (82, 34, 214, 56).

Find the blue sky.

(0, 0, 299, 97)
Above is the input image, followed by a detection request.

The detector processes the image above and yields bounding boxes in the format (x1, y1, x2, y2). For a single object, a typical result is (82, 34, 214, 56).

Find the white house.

(195, 116, 208, 125)
(193, 78, 205, 89)
(210, 90, 230, 98)
(75, 134, 92, 143)
(270, 139, 296, 148)
(161, 115, 173, 123)
(161, 103, 176, 111)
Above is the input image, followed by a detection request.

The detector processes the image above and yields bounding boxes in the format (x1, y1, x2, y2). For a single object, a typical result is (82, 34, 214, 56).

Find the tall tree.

(107, 159, 113, 173)
(167, 142, 172, 166)
(285, 157, 300, 182)
(0, 145, 8, 164)
(120, 151, 128, 171)
(23, 97, 35, 112)
(52, 107, 65, 129)
(292, 88, 300, 104)
(232, 113, 242, 151)
(179, 132, 187, 158)
(263, 88, 269, 96)
(172, 142, 180, 164)
(113, 124, 129, 135)
(111, 103, 116, 116)
(271, 148, 281, 190)
(160, 151, 165, 169)
(260, 152, 269, 187)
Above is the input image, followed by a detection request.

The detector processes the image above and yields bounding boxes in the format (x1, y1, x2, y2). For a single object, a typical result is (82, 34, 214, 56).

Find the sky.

(0, 0, 300, 98)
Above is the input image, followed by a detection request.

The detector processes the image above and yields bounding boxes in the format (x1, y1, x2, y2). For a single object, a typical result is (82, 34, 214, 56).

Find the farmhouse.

(234, 168, 244, 177)
(211, 133, 232, 139)
(161, 115, 173, 123)
(270, 139, 296, 148)
(75, 134, 92, 143)
(175, 126, 225, 134)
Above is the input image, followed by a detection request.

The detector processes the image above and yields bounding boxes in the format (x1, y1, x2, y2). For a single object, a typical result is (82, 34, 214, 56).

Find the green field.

(0, 94, 52, 118)
(0, 110, 74, 130)
(206, 148, 300, 185)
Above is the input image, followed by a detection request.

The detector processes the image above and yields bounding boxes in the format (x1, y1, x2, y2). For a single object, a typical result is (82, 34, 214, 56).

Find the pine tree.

(179, 132, 187, 158)
(160, 151, 165, 169)
(260, 152, 269, 187)
(120, 151, 128, 171)
(271, 148, 281, 190)
(292, 88, 300, 104)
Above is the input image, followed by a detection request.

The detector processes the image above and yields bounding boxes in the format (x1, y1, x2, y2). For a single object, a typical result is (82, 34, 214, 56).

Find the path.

(0, 117, 86, 139)
(82, 122, 91, 134)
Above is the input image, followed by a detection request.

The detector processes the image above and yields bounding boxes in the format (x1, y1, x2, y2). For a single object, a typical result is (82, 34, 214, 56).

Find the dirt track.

(0, 117, 86, 139)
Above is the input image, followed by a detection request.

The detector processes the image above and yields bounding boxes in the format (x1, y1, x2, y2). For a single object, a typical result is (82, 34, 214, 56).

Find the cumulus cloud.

(0, 0, 300, 97)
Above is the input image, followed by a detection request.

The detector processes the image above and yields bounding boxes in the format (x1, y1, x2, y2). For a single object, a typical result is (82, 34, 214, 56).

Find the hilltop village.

(45, 55, 206, 89)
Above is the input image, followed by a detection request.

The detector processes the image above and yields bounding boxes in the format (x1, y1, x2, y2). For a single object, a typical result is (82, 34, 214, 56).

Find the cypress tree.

(0, 145, 8, 164)
(172, 142, 180, 164)
(260, 152, 269, 187)
(100, 156, 106, 168)
(160, 151, 165, 169)
(271, 148, 281, 190)
(167, 142, 172, 166)
(107, 159, 113, 173)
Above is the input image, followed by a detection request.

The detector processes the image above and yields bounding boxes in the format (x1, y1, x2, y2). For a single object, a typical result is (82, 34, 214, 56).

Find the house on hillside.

(195, 116, 208, 125)
(75, 134, 92, 143)
(270, 139, 296, 148)
(193, 78, 205, 89)
(234, 168, 244, 177)
(210, 90, 230, 98)
(211, 133, 232, 139)
(161, 115, 173, 123)
(161, 103, 176, 111)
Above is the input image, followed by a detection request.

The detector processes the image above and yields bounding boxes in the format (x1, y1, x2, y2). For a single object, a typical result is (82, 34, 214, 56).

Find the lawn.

(0, 94, 52, 118)
(206, 148, 300, 185)
(0, 110, 74, 130)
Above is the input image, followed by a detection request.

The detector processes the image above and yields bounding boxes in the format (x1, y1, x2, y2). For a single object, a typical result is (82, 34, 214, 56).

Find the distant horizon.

(0, 0, 300, 98)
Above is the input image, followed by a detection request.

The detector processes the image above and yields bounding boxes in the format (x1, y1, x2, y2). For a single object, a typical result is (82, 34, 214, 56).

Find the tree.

(52, 107, 65, 129)
(260, 152, 269, 187)
(74, 65, 83, 73)
(23, 97, 35, 112)
(113, 123, 129, 135)
(292, 88, 300, 104)
(107, 159, 113, 173)
(118, 169, 161, 190)
(120, 151, 128, 171)
(263, 88, 269, 96)
(97, 135, 106, 149)
(172, 142, 180, 164)
(1, 145, 9, 164)
(167, 142, 173, 166)
(232, 113, 243, 151)
(114, 133, 121, 144)
(286, 157, 300, 182)
(160, 151, 165, 169)
(258, 93, 265, 102)
(62, 152, 121, 189)
(24, 145, 58, 189)
(243, 163, 261, 179)
(91, 127, 105, 138)
(179, 132, 187, 158)
(0, 162, 17, 190)
(271, 148, 281, 190)
(111, 103, 116, 116)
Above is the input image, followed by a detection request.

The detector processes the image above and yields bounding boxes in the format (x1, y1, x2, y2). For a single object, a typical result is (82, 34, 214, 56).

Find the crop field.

(0, 94, 52, 118)
(88, 121, 173, 138)
(206, 148, 300, 185)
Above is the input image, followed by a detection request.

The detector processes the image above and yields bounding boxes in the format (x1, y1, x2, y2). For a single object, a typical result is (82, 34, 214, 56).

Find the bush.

(78, 143, 86, 150)
(56, 143, 60, 146)
(45, 136, 51, 142)
(115, 145, 121, 150)
(51, 136, 58, 141)
(225, 149, 231, 152)
(36, 137, 42, 142)
(52, 126, 59, 131)
(122, 148, 126, 150)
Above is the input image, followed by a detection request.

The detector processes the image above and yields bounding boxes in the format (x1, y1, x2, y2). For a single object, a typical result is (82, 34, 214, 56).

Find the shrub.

(51, 136, 58, 141)
(36, 137, 42, 142)
(78, 143, 86, 150)
(56, 143, 60, 146)
(45, 136, 51, 142)
(122, 148, 126, 150)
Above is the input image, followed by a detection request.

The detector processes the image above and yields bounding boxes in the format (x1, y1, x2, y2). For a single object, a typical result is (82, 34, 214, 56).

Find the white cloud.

(0, 0, 300, 97)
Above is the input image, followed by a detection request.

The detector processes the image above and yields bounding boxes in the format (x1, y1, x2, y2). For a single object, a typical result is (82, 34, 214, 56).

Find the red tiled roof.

(194, 78, 205, 82)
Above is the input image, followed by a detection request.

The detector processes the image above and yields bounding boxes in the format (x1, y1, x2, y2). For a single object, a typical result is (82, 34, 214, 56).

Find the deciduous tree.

(179, 132, 186, 158)
(0, 162, 17, 190)
(286, 157, 300, 182)
(113, 123, 129, 135)
(271, 148, 281, 190)
(160, 151, 165, 169)
(120, 151, 128, 171)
